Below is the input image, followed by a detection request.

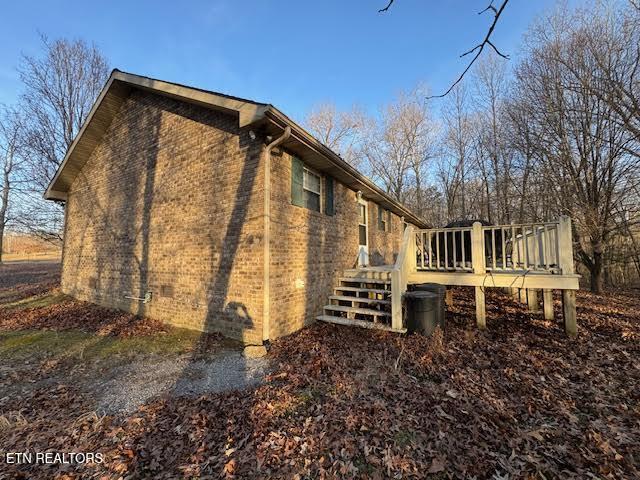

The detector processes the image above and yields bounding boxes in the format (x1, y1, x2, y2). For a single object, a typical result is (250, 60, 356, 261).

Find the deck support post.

(475, 286, 486, 329)
(519, 288, 527, 304)
(558, 216, 577, 336)
(543, 289, 554, 320)
(511, 287, 519, 301)
(562, 290, 577, 336)
(391, 268, 403, 331)
(527, 289, 540, 313)
(471, 222, 486, 329)
(445, 288, 453, 307)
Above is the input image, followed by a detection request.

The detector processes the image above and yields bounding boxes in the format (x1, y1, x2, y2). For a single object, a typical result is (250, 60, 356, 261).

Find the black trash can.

(409, 283, 446, 329)
(404, 291, 441, 335)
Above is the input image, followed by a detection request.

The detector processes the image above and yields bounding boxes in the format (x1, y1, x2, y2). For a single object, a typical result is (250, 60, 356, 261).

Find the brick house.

(45, 70, 427, 344)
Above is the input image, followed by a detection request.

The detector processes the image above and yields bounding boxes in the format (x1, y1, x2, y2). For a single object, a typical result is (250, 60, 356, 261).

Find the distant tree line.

(305, 2, 640, 292)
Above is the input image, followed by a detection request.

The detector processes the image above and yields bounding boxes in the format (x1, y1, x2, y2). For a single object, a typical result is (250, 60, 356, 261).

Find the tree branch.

(428, 0, 511, 98)
(378, 0, 395, 13)
(378, 0, 511, 97)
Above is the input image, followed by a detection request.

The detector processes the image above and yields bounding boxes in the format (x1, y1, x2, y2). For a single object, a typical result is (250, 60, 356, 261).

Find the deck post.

(543, 289, 554, 320)
(519, 288, 527, 304)
(511, 287, 519, 301)
(558, 216, 574, 276)
(390, 226, 414, 332)
(562, 290, 577, 336)
(408, 226, 417, 273)
(445, 288, 453, 306)
(527, 289, 540, 313)
(472, 222, 486, 328)
(558, 216, 577, 336)
(475, 287, 486, 329)
(391, 270, 402, 331)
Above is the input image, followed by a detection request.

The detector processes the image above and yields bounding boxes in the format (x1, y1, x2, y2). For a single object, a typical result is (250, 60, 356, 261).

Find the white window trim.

(302, 166, 322, 212)
(303, 167, 321, 195)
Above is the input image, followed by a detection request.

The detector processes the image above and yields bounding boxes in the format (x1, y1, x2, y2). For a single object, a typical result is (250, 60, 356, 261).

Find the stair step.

(329, 295, 391, 306)
(317, 315, 406, 333)
(324, 304, 391, 317)
(335, 286, 390, 295)
(343, 269, 392, 280)
(339, 277, 390, 285)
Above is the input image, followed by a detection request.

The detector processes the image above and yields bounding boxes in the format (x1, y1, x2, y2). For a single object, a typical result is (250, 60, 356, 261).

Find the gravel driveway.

(91, 350, 271, 413)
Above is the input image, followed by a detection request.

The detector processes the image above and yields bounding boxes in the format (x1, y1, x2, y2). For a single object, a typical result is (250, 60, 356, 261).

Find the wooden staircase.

(317, 267, 406, 333)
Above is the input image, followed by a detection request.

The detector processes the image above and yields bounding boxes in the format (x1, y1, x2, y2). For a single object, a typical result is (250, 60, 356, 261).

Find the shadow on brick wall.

(106, 93, 261, 477)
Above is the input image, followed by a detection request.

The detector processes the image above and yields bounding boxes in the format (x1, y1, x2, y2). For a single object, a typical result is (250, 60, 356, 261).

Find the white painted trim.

(357, 197, 369, 267)
(407, 271, 580, 290)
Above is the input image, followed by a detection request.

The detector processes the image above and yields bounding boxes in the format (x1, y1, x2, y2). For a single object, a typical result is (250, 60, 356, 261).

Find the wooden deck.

(387, 217, 579, 336)
(319, 217, 579, 336)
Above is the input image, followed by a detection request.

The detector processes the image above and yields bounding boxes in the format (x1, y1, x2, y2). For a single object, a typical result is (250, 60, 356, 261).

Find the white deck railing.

(390, 217, 579, 335)
(415, 218, 572, 275)
(390, 216, 577, 335)
(416, 226, 474, 272)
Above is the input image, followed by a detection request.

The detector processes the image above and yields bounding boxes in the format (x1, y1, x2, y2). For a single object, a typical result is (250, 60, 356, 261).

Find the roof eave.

(260, 107, 429, 228)
(44, 70, 428, 228)
(45, 70, 269, 200)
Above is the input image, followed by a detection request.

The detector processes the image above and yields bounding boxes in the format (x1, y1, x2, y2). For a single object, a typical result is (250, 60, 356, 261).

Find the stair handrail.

(390, 225, 416, 331)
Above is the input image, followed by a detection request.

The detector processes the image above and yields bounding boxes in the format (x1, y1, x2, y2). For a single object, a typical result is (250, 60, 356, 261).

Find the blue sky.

(0, 0, 579, 122)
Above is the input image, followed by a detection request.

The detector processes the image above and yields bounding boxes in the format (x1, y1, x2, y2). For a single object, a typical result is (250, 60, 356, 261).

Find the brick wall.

(62, 90, 265, 344)
(268, 150, 406, 338)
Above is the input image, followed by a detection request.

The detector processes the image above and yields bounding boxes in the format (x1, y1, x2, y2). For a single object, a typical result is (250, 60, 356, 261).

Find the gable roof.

(45, 70, 428, 228)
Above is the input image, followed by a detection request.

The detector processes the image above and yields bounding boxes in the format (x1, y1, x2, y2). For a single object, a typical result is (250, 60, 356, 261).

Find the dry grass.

(1, 252, 62, 262)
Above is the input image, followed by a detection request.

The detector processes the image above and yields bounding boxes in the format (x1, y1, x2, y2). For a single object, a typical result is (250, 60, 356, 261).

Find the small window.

(303, 167, 321, 212)
(378, 206, 391, 232)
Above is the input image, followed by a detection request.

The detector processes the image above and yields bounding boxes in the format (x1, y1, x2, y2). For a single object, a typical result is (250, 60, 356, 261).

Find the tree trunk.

(0, 223, 4, 264)
(0, 171, 8, 264)
(590, 249, 604, 294)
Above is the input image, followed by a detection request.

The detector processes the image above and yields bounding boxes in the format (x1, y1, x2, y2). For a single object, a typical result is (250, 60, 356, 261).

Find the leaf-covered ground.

(0, 264, 638, 479)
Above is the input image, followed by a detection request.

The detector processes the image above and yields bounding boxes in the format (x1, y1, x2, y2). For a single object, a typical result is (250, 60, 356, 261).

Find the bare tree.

(20, 35, 110, 189)
(503, 95, 544, 223)
(0, 107, 26, 262)
(473, 55, 512, 223)
(18, 35, 110, 240)
(574, 3, 640, 149)
(304, 103, 366, 168)
(362, 87, 435, 204)
(440, 84, 473, 220)
(513, 4, 640, 292)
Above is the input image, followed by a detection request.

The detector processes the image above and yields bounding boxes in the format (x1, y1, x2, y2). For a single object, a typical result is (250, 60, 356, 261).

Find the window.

(359, 203, 367, 245)
(292, 156, 335, 215)
(378, 205, 391, 231)
(303, 167, 321, 212)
